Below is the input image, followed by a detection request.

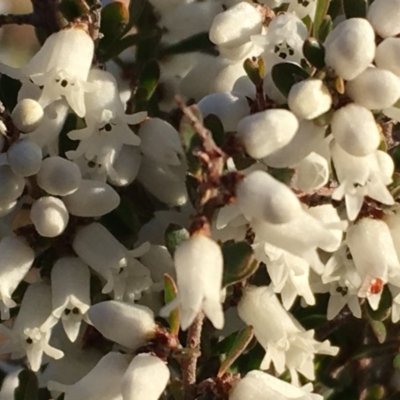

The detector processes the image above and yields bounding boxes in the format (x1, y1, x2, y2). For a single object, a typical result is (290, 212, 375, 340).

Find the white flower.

(160, 234, 224, 330)
(41, 258, 91, 342)
(6, 139, 42, 177)
(288, 79, 332, 120)
(324, 18, 375, 80)
(375, 38, 400, 76)
(237, 285, 338, 382)
(287, 0, 318, 21)
(237, 109, 299, 159)
(11, 99, 44, 133)
(236, 170, 302, 224)
(122, 354, 170, 400)
(0, 236, 34, 320)
(0, 283, 63, 372)
(87, 301, 156, 349)
(367, 0, 400, 38)
(229, 370, 322, 400)
(0, 165, 25, 209)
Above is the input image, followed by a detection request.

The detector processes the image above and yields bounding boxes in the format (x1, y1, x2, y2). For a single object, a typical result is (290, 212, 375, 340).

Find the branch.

(0, 13, 41, 27)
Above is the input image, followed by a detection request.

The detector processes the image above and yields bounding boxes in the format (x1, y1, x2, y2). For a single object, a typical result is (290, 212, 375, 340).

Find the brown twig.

(0, 13, 41, 27)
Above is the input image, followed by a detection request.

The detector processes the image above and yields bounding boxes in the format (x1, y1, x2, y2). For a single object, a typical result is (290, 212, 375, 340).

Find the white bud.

(346, 67, 400, 109)
(331, 104, 380, 156)
(107, 145, 142, 187)
(0, 165, 25, 206)
(197, 92, 249, 132)
(367, 0, 400, 38)
(375, 38, 400, 76)
(324, 18, 375, 80)
(209, 2, 262, 48)
(236, 170, 302, 224)
(7, 139, 42, 177)
(37, 156, 82, 196)
(62, 179, 120, 217)
(122, 354, 170, 400)
(288, 78, 332, 119)
(237, 109, 299, 159)
(87, 301, 156, 349)
(11, 99, 44, 133)
(30, 196, 69, 237)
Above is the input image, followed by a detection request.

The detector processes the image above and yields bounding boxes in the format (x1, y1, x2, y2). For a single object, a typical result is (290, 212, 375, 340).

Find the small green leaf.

(134, 59, 160, 111)
(218, 326, 254, 377)
(159, 32, 216, 57)
(369, 320, 387, 344)
(222, 241, 258, 287)
(363, 385, 385, 400)
(318, 16, 333, 43)
(393, 353, 400, 370)
(267, 167, 294, 185)
(14, 370, 39, 400)
(312, 0, 330, 38)
(342, 0, 367, 18)
(165, 224, 189, 256)
(100, 2, 130, 48)
(271, 62, 309, 98)
(59, 0, 88, 21)
(203, 114, 225, 147)
(303, 37, 325, 69)
(164, 274, 180, 336)
(243, 57, 265, 86)
(0, 75, 21, 112)
(367, 286, 392, 321)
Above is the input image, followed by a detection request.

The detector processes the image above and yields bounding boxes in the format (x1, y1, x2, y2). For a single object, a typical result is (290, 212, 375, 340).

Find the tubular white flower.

(237, 285, 338, 381)
(367, 0, 400, 38)
(229, 370, 322, 400)
(209, 2, 262, 48)
(42, 258, 91, 342)
(287, 0, 317, 21)
(139, 118, 183, 166)
(0, 236, 34, 320)
(288, 79, 332, 120)
(0, 165, 25, 207)
(331, 104, 380, 157)
(347, 218, 400, 309)
(346, 67, 400, 110)
(62, 179, 120, 217)
(197, 92, 250, 132)
(375, 38, 400, 76)
(30, 196, 69, 237)
(324, 18, 375, 80)
(235, 170, 302, 224)
(107, 145, 142, 187)
(7, 139, 42, 177)
(0, 283, 63, 372)
(87, 301, 156, 349)
(37, 156, 81, 196)
(160, 234, 224, 330)
(122, 354, 170, 400)
(237, 109, 299, 159)
(11, 99, 44, 133)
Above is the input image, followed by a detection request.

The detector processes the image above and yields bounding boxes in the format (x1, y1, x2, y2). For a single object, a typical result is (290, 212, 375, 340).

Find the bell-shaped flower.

(347, 218, 400, 309)
(11, 98, 44, 133)
(0, 283, 63, 372)
(330, 140, 394, 221)
(107, 145, 142, 187)
(122, 354, 170, 400)
(367, 0, 400, 38)
(375, 38, 400, 76)
(237, 285, 338, 382)
(237, 109, 299, 159)
(324, 18, 375, 80)
(66, 69, 146, 170)
(160, 234, 224, 330)
(0, 236, 34, 319)
(73, 222, 150, 297)
(41, 258, 91, 342)
(0, 26, 94, 117)
(0, 166, 25, 214)
(5, 139, 42, 177)
(51, 352, 129, 400)
(229, 370, 322, 400)
(87, 301, 156, 350)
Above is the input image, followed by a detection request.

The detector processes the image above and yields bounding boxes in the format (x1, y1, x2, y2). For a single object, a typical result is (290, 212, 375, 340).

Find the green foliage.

(271, 62, 309, 97)
(342, 0, 367, 18)
(14, 370, 39, 400)
(165, 224, 190, 256)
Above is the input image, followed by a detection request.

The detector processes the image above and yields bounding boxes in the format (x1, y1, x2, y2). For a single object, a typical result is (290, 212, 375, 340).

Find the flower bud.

(197, 92, 249, 132)
(324, 18, 375, 80)
(375, 38, 400, 76)
(209, 2, 262, 48)
(237, 109, 299, 159)
(62, 179, 120, 217)
(11, 99, 44, 133)
(288, 79, 332, 120)
(346, 67, 400, 110)
(236, 170, 302, 224)
(7, 139, 42, 177)
(30, 196, 69, 237)
(331, 104, 380, 156)
(0, 165, 25, 206)
(367, 0, 400, 38)
(87, 301, 156, 349)
(107, 145, 141, 187)
(37, 156, 82, 196)
(122, 354, 170, 400)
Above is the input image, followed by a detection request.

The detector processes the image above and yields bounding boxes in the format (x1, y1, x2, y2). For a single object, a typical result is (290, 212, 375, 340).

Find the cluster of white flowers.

(0, 0, 400, 398)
